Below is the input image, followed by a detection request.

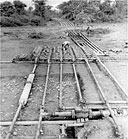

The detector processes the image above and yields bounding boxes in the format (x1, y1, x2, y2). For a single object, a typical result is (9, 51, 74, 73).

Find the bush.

(28, 32, 44, 39)
(58, 0, 127, 23)
(0, 16, 23, 27)
(18, 15, 29, 24)
(0, 15, 47, 27)
(30, 16, 47, 26)
(0, 0, 50, 27)
(30, 16, 41, 26)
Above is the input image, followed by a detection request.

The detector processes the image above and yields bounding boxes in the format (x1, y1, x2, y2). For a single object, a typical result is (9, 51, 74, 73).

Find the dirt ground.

(0, 20, 128, 139)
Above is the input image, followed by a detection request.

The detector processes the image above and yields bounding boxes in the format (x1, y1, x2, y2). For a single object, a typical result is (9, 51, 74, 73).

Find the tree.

(13, 0, 27, 15)
(0, 1, 15, 16)
(57, 1, 75, 20)
(45, 5, 53, 19)
(33, 0, 47, 18)
(99, 0, 115, 15)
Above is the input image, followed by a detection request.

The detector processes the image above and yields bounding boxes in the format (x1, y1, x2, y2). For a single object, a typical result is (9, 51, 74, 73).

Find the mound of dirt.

(28, 32, 45, 39)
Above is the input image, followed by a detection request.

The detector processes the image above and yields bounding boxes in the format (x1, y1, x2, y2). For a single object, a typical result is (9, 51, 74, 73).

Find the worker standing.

(62, 41, 70, 55)
(86, 27, 90, 36)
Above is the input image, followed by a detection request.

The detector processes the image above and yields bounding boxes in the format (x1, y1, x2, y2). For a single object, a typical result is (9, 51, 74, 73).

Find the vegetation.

(0, 0, 52, 27)
(28, 32, 45, 39)
(0, 0, 127, 27)
(57, 0, 127, 24)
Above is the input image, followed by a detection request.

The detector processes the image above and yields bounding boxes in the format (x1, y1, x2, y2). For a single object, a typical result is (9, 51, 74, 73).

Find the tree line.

(0, 0, 53, 27)
(57, 0, 127, 24)
(0, 0, 127, 27)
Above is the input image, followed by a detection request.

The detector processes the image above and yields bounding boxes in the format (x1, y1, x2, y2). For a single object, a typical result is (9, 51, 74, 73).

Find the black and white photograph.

(0, 0, 128, 138)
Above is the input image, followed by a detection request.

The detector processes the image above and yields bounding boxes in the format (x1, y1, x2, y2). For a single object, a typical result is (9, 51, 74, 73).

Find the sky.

(0, 0, 69, 8)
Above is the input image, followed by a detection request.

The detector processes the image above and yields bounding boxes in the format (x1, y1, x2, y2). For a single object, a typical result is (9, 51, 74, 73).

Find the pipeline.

(0, 120, 79, 126)
(35, 109, 110, 120)
(67, 30, 105, 56)
(35, 48, 52, 139)
(59, 47, 63, 109)
(69, 46, 85, 104)
(78, 32, 105, 54)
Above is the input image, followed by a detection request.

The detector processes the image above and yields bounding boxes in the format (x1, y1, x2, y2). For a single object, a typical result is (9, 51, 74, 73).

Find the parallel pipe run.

(68, 33, 97, 56)
(59, 48, 63, 109)
(69, 30, 104, 54)
(79, 45, 122, 137)
(35, 48, 52, 139)
(79, 32, 104, 54)
(68, 31, 104, 55)
(69, 46, 84, 104)
(70, 32, 127, 101)
(68, 36, 122, 135)
(70, 32, 98, 55)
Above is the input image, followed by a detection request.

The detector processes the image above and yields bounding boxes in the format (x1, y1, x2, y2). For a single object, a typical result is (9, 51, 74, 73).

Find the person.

(86, 26, 90, 36)
(62, 41, 70, 54)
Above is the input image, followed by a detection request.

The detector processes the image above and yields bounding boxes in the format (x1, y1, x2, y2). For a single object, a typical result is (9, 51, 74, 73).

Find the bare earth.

(0, 20, 128, 139)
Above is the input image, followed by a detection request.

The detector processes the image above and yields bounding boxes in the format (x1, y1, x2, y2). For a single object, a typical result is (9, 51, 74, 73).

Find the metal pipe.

(42, 49, 52, 108)
(0, 61, 12, 63)
(5, 103, 22, 139)
(66, 123, 84, 127)
(59, 47, 63, 109)
(63, 105, 128, 110)
(69, 46, 84, 103)
(0, 120, 78, 126)
(52, 111, 72, 117)
(35, 48, 52, 139)
(32, 64, 37, 73)
(84, 100, 127, 104)
(34, 110, 110, 118)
